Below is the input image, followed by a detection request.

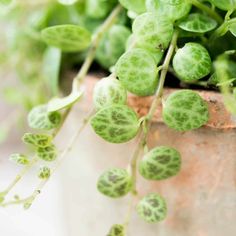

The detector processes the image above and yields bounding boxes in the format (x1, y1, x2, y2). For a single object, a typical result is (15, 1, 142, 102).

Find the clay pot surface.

(69, 76, 236, 236)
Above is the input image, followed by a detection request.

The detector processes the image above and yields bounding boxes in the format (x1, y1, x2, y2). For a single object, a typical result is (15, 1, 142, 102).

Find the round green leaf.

(28, 105, 61, 130)
(210, 0, 236, 10)
(118, 0, 146, 14)
(41, 25, 91, 52)
(126, 34, 164, 64)
(139, 146, 181, 180)
(38, 166, 51, 179)
(22, 133, 53, 148)
(132, 12, 174, 53)
(115, 48, 158, 96)
(9, 153, 29, 165)
(97, 168, 132, 198)
(96, 25, 131, 69)
(107, 224, 125, 236)
(86, 0, 116, 19)
(146, 0, 191, 22)
(173, 43, 212, 82)
(37, 144, 57, 161)
(93, 77, 127, 110)
(162, 90, 209, 131)
(90, 105, 139, 143)
(137, 193, 167, 223)
(178, 13, 217, 33)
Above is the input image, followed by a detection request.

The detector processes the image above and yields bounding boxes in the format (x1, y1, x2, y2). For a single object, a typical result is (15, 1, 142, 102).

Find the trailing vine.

(1, 0, 236, 235)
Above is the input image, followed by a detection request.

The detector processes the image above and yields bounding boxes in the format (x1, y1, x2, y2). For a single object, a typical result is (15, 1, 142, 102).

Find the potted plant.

(0, 0, 236, 235)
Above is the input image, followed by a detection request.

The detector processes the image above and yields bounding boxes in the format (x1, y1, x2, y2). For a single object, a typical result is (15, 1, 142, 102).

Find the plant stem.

(124, 30, 179, 228)
(73, 4, 122, 87)
(123, 193, 136, 229)
(0, 5, 122, 203)
(225, 10, 234, 21)
(1, 109, 95, 207)
(0, 107, 71, 198)
(188, 0, 223, 24)
(209, 17, 236, 41)
(0, 157, 37, 197)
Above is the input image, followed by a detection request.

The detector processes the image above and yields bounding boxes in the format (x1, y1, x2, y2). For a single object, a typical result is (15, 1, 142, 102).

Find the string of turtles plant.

(1, 0, 236, 235)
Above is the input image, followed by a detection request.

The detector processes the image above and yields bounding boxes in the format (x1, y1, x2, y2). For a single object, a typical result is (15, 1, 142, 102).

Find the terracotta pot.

(61, 75, 236, 236)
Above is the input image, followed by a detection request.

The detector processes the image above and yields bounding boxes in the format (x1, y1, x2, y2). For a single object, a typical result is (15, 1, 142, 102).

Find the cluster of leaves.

(90, 0, 236, 232)
(1, 0, 236, 235)
(0, 0, 128, 110)
(0, 102, 63, 206)
(0, 0, 129, 144)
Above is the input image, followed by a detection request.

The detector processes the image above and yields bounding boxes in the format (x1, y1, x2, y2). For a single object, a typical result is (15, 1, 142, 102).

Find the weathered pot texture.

(61, 75, 236, 236)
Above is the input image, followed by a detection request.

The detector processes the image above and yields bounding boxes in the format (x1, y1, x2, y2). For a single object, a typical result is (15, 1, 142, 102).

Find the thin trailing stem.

(73, 4, 123, 87)
(124, 30, 179, 228)
(0, 157, 37, 197)
(132, 30, 179, 192)
(1, 109, 95, 207)
(188, 0, 223, 24)
(123, 192, 136, 229)
(0, 5, 122, 204)
(210, 16, 236, 41)
(0, 107, 71, 199)
(225, 10, 234, 21)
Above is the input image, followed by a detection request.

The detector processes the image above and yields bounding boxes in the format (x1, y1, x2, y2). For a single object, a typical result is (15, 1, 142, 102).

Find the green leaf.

(37, 144, 57, 161)
(96, 25, 131, 69)
(139, 146, 181, 180)
(90, 105, 139, 143)
(132, 12, 174, 54)
(125, 35, 163, 64)
(115, 48, 158, 96)
(178, 13, 217, 33)
(107, 224, 125, 236)
(47, 86, 84, 112)
(38, 166, 51, 179)
(22, 133, 53, 148)
(173, 43, 212, 82)
(86, 0, 116, 19)
(42, 47, 61, 96)
(119, 0, 146, 14)
(97, 168, 132, 198)
(162, 90, 209, 131)
(146, 0, 191, 22)
(58, 0, 78, 5)
(9, 154, 30, 165)
(41, 25, 91, 52)
(28, 105, 61, 130)
(210, 0, 236, 11)
(136, 193, 167, 223)
(229, 23, 236, 37)
(93, 77, 127, 110)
